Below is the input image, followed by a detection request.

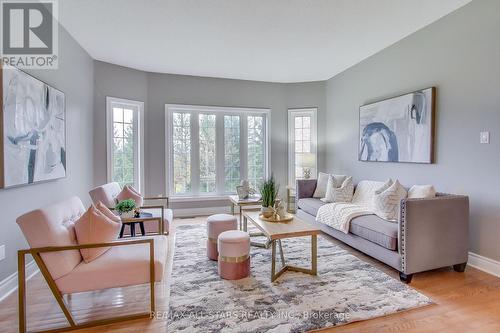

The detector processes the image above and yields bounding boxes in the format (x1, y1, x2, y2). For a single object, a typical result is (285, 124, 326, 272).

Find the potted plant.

(259, 174, 279, 218)
(115, 199, 136, 218)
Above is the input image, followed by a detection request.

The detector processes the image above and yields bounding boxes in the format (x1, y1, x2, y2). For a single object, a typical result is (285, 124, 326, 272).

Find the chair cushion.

(218, 230, 250, 257)
(89, 183, 122, 208)
(55, 235, 168, 294)
(74, 206, 121, 263)
(16, 197, 85, 280)
(349, 215, 398, 250)
(297, 198, 327, 216)
(207, 214, 238, 239)
(116, 185, 144, 207)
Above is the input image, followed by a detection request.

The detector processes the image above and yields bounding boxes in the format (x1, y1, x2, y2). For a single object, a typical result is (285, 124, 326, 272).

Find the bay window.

(166, 105, 269, 197)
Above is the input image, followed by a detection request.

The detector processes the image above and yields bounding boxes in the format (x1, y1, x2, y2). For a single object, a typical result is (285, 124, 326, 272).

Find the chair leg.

(139, 222, 146, 236)
(18, 252, 26, 333)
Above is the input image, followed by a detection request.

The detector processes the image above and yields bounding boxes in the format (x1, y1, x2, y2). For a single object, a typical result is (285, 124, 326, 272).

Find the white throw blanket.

(315, 180, 384, 234)
(316, 203, 373, 233)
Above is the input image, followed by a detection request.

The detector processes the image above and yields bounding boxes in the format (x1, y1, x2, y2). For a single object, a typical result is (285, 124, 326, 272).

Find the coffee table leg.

(119, 224, 125, 238)
(278, 240, 286, 266)
(271, 240, 276, 281)
(312, 234, 317, 275)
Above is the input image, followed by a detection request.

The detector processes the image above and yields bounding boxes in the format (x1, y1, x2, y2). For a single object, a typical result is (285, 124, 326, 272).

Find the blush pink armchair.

(16, 196, 167, 333)
(89, 182, 172, 236)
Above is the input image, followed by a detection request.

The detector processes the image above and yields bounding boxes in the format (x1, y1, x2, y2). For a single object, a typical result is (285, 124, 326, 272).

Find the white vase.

(121, 211, 134, 219)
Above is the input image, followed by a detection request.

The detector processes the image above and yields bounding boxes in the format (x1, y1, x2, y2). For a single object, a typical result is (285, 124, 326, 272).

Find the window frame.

(106, 96, 145, 192)
(165, 104, 270, 198)
(288, 108, 318, 187)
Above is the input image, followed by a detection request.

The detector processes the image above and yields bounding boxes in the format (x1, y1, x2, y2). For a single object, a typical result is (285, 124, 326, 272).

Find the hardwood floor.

(1, 216, 499, 333)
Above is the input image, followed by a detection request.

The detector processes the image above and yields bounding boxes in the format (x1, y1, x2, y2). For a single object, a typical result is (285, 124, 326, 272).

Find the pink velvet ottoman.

(206, 214, 238, 260)
(218, 230, 250, 280)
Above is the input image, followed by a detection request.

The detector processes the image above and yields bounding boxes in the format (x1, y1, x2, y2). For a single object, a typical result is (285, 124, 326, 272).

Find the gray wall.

(93, 61, 326, 209)
(325, 0, 500, 261)
(0, 28, 94, 280)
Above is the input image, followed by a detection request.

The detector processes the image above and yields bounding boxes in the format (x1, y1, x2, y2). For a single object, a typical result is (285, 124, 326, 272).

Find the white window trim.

(288, 108, 318, 187)
(106, 96, 145, 193)
(165, 104, 271, 198)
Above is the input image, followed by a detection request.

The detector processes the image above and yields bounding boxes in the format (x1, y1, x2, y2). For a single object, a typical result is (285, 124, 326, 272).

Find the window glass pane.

(199, 114, 216, 193)
(172, 112, 191, 194)
(113, 108, 123, 123)
(111, 106, 136, 188)
(123, 109, 134, 123)
(224, 115, 240, 192)
(302, 116, 311, 129)
(295, 116, 300, 128)
(247, 115, 265, 189)
(113, 123, 124, 138)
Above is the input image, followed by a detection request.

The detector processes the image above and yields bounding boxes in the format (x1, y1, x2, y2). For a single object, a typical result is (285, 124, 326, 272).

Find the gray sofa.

(296, 179, 469, 283)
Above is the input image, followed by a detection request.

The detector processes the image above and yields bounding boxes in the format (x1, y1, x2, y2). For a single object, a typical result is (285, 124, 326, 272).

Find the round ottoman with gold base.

(207, 214, 238, 260)
(218, 230, 250, 280)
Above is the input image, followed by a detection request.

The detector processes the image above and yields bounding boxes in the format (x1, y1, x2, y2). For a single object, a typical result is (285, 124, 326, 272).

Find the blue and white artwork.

(1, 65, 66, 188)
(359, 88, 435, 163)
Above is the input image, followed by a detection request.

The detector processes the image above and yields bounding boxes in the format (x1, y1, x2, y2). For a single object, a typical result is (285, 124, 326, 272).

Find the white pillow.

(372, 180, 407, 222)
(408, 185, 436, 199)
(375, 179, 393, 195)
(321, 176, 354, 203)
(313, 172, 330, 198)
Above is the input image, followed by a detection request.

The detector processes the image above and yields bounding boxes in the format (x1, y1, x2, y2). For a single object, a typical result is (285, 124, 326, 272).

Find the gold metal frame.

(270, 236, 317, 282)
(18, 238, 156, 333)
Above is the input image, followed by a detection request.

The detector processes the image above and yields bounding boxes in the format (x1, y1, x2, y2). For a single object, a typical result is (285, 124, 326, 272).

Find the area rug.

(167, 224, 431, 332)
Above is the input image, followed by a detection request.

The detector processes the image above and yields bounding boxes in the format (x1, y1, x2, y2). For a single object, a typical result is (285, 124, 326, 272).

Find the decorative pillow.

(372, 180, 407, 222)
(322, 176, 354, 203)
(95, 201, 121, 222)
(408, 185, 436, 199)
(331, 174, 347, 188)
(116, 185, 144, 207)
(375, 179, 393, 194)
(313, 172, 330, 198)
(74, 206, 121, 263)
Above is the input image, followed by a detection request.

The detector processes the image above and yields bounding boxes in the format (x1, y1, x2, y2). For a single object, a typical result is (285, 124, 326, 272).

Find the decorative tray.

(259, 213, 294, 223)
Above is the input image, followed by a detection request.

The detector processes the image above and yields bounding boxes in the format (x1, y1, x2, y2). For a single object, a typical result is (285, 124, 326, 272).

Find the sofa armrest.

(296, 179, 317, 200)
(399, 194, 469, 275)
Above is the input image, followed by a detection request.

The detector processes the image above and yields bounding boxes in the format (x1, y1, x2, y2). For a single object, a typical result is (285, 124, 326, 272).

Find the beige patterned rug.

(167, 224, 431, 332)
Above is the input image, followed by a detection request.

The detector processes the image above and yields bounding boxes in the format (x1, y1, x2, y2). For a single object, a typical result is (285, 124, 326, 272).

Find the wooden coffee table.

(242, 211, 321, 282)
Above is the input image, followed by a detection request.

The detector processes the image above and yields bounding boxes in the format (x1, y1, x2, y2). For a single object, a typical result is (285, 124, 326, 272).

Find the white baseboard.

(0, 260, 39, 302)
(468, 252, 500, 278)
(174, 206, 232, 218)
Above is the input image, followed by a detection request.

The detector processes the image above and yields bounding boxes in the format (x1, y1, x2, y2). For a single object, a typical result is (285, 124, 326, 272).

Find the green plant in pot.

(115, 199, 136, 218)
(259, 174, 279, 218)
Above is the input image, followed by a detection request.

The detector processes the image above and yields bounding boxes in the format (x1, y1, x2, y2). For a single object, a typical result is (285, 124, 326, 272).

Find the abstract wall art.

(0, 64, 66, 188)
(358, 87, 435, 164)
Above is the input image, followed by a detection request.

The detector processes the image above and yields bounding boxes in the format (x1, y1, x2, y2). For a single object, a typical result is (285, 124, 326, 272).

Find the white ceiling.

(59, 0, 471, 83)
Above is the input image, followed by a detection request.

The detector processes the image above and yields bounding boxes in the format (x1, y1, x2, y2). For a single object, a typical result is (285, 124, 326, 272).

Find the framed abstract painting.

(0, 64, 66, 188)
(358, 87, 436, 164)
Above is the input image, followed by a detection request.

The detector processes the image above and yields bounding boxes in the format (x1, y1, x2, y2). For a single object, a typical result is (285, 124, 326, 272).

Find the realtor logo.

(0, 0, 58, 69)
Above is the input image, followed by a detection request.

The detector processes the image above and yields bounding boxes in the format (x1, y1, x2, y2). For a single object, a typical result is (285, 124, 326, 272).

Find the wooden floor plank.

(1, 216, 499, 333)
